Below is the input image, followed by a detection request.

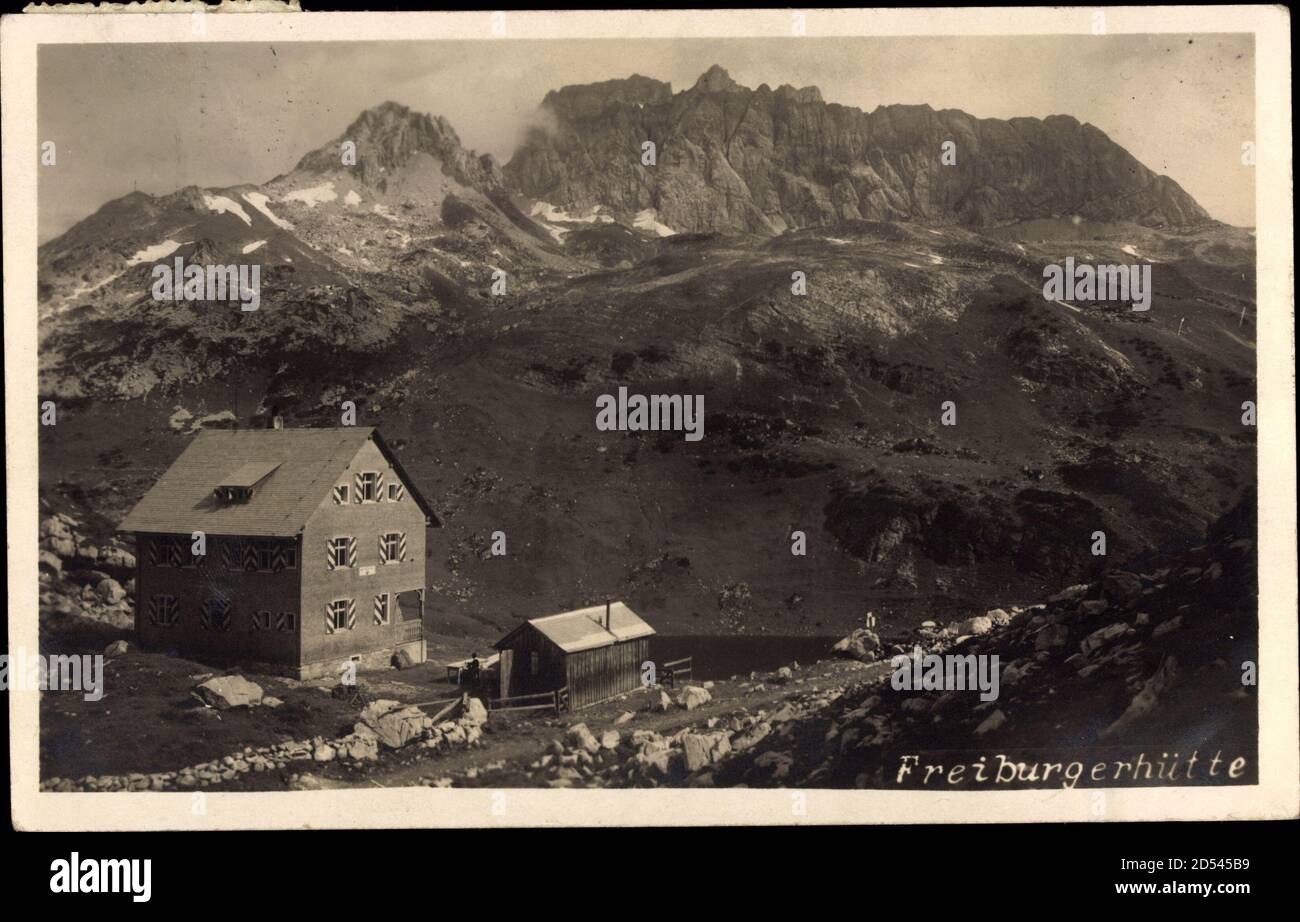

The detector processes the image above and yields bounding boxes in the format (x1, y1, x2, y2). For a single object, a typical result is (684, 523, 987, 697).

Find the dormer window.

(214, 461, 281, 505)
(357, 471, 379, 502)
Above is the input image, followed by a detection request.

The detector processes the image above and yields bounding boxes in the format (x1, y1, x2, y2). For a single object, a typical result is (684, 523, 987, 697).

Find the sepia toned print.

(3, 7, 1295, 829)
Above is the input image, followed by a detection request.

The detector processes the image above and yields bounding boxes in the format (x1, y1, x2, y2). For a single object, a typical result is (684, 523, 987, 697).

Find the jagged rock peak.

(775, 83, 824, 104)
(542, 74, 674, 120)
(294, 100, 501, 190)
(693, 64, 744, 93)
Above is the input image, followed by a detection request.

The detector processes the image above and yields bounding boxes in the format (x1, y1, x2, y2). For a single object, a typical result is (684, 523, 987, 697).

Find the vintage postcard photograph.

(3, 6, 1295, 832)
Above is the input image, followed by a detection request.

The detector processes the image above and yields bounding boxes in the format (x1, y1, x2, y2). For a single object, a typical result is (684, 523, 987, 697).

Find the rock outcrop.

(716, 489, 1259, 788)
(506, 64, 1212, 234)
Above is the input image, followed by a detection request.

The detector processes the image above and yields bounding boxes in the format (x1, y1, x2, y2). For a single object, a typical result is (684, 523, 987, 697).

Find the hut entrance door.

(497, 649, 513, 700)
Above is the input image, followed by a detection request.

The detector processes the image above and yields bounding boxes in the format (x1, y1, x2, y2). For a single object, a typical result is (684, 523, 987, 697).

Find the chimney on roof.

(272, 415, 284, 430)
(605, 599, 611, 630)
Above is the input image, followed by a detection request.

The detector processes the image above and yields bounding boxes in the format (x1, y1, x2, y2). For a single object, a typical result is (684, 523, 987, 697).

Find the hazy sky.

(38, 34, 1255, 241)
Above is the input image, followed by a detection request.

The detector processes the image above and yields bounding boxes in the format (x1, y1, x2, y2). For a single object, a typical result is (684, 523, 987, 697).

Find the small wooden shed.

(494, 602, 656, 710)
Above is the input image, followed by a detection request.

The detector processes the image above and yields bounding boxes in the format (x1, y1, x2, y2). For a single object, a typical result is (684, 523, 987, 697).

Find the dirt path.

(356, 657, 891, 789)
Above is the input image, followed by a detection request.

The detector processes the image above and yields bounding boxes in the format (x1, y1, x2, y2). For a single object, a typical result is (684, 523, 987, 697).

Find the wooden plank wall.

(565, 638, 649, 709)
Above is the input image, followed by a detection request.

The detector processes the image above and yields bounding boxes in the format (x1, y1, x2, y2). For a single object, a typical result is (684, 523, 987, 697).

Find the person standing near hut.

(464, 652, 481, 690)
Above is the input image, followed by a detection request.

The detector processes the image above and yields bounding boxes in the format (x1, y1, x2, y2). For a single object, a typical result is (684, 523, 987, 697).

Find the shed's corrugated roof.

(496, 602, 656, 654)
(118, 427, 376, 537)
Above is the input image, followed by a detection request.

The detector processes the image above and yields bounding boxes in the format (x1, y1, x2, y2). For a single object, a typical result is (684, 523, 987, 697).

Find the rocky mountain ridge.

(505, 64, 1214, 234)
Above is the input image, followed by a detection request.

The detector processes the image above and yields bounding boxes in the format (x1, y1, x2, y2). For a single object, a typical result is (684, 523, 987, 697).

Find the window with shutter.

(326, 599, 355, 632)
(200, 598, 232, 632)
(148, 595, 179, 627)
(328, 536, 353, 569)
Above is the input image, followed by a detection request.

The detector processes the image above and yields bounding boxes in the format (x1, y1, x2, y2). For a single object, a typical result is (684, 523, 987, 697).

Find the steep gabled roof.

(495, 602, 655, 654)
(117, 427, 439, 537)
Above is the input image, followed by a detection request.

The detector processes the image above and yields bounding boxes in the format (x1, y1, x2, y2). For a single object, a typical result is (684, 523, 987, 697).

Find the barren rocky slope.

(37, 74, 1254, 643)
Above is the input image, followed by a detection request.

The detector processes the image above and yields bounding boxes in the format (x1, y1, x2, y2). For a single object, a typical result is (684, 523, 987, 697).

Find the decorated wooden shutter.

(271, 542, 287, 573)
(398, 532, 407, 563)
(392, 482, 405, 502)
(376, 471, 385, 500)
(201, 599, 229, 631)
(333, 484, 347, 504)
(373, 593, 387, 624)
(242, 541, 258, 571)
(326, 538, 337, 571)
(353, 472, 364, 503)
(346, 536, 357, 568)
(276, 612, 294, 632)
(346, 598, 357, 630)
(324, 601, 336, 634)
(378, 534, 388, 564)
(220, 540, 234, 570)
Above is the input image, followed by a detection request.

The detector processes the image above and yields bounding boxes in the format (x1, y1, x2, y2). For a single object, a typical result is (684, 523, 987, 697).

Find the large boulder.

(359, 700, 427, 749)
(1101, 570, 1143, 605)
(564, 722, 600, 754)
(676, 685, 712, 711)
(43, 535, 76, 558)
(954, 615, 994, 636)
(95, 578, 126, 604)
(103, 640, 130, 658)
(682, 732, 732, 772)
(98, 545, 137, 573)
(38, 550, 63, 576)
(461, 697, 488, 725)
(195, 675, 264, 709)
(832, 628, 882, 662)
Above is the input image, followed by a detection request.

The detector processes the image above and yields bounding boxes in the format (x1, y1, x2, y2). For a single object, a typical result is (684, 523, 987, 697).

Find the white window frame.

(329, 536, 352, 569)
(150, 594, 179, 627)
(381, 532, 401, 564)
(387, 482, 401, 501)
(358, 471, 379, 502)
(328, 599, 352, 632)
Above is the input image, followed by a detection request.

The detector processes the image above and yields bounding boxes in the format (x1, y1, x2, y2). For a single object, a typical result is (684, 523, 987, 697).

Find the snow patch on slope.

(283, 182, 338, 208)
(202, 193, 252, 226)
(241, 240, 267, 254)
(634, 208, 675, 237)
(127, 239, 184, 265)
(242, 192, 294, 230)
